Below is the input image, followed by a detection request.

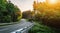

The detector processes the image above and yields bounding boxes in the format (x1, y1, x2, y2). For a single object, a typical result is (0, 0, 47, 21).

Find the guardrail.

(11, 23, 34, 33)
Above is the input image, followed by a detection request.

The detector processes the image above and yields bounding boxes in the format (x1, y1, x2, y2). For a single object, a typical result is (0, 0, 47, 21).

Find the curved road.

(0, 19, 34, 33)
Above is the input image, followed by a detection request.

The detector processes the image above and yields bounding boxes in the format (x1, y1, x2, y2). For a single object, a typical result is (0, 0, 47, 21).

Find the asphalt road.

(0, 19, 34, 33)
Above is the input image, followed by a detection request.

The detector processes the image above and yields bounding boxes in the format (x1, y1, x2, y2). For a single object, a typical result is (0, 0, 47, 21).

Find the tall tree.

(0, 0, 22, 23)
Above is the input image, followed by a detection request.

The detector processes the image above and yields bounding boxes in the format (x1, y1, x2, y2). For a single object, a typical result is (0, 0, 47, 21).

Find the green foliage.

(0, 0, 22, 23)
(29, 22, 55, 33)
(22, 10, 32, 19)
(1, 15, 11, 23)
(33, 1, 60, 28)
(34, 13, 41, 21)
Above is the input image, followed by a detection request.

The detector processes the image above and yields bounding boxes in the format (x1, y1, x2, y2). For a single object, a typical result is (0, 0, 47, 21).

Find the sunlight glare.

(38, 0, 46, 2)
(47, 0, 57, 4)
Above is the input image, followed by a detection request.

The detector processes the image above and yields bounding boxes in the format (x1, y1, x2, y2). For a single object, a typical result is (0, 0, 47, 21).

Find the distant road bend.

(0, 19, 34, 33)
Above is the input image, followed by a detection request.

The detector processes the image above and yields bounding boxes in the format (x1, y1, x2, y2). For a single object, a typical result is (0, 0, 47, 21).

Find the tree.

(33, 1, 60, 28)
(0, 0, 22, 23)
(6, 0, 22, 22)
(22, 10, 32, 19)
(0, 0, 9, 23)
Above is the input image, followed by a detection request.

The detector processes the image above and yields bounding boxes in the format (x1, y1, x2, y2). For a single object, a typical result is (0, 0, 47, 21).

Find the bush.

(34, 10, 60, 28)
(41, 10, 60, 28)
(28, 22, 55, 33)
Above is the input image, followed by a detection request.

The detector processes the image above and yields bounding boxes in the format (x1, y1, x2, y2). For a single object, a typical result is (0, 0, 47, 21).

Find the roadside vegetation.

(28, 21, 60, 33)
(22, 1, 60, 33)
(28, 22, 55, 33)
(0, 0, 22, 23)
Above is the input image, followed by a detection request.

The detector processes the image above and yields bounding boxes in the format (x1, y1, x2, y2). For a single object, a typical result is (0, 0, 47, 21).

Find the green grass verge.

(28, 21, 60, 33)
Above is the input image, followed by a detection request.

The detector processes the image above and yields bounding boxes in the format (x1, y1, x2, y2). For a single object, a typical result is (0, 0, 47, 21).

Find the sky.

(10, 0, 34, 12)
(10, 0, 46, 12)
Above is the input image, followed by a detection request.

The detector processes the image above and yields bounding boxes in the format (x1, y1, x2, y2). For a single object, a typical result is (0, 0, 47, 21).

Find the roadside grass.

(28, 21, 56, 33)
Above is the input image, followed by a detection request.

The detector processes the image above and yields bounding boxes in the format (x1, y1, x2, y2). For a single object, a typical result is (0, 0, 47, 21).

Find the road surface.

(0, 19, 34, 33)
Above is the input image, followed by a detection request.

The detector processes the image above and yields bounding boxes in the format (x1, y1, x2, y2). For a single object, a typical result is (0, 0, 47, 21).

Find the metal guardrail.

(11, 23, 34, 33)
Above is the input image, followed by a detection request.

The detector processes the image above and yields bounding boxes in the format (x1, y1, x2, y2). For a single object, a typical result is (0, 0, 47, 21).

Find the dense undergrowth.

(28, 21, 60, 33)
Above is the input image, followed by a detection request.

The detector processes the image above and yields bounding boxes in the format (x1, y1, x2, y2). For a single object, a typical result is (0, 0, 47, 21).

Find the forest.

(0, 0, 22, 23)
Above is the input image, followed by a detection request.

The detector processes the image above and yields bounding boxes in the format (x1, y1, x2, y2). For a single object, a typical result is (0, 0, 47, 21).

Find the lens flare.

(47, 0, 57, 4)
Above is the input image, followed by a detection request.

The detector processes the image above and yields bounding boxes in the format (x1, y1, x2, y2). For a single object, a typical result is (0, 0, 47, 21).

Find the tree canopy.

(33, 1, 60, 28)
(0, 0, 22, 23)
